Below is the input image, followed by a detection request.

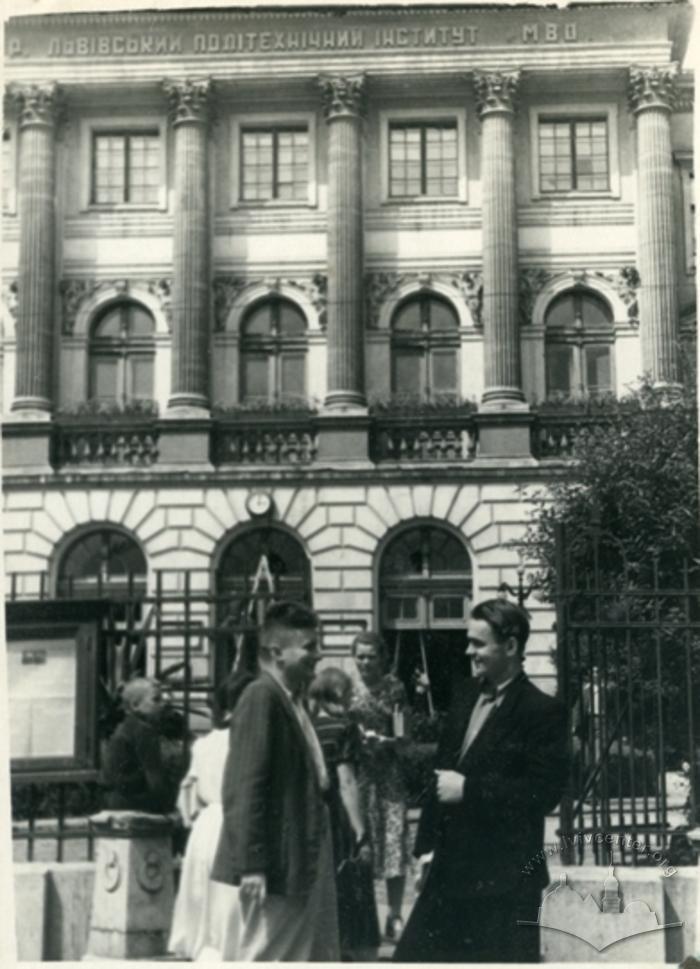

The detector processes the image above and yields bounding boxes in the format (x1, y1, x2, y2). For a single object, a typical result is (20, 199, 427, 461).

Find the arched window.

(57, 528, 147, 598)
(379, 524, 472, 712)
(89, 301, 155, 404)
(391, 294, 459, 400)
(240, 299, 308, 403)
(214, 526, 311, 684)
(545, 289, 614, 399)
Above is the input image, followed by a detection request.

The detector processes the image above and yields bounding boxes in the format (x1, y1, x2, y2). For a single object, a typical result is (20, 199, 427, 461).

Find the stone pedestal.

(157, 415, 212, 466)
(164, 78, 212, 413)
(2, 418, 53, 472)
(83, 811, 175, 961)
(475, 408, 534, 460)
(473, 70, 524, 409)
(8, 83, 62, 415)
(318, 74, 366, 410)
(629, 66, 680, 386)
(316, 410, 370, 462)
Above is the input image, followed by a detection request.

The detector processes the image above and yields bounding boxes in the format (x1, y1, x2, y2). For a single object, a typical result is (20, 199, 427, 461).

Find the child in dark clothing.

(101, 678, 179, 813)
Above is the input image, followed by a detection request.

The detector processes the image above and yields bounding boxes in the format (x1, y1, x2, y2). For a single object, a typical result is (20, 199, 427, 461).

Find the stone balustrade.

(212, 415, 319, 465)
(371, 414, 478, 462)
(54, 421, 160, 467)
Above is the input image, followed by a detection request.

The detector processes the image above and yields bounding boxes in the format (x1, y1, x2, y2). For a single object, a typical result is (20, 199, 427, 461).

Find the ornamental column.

(317, 74, 366, 410)
(629, 66, 680, 385)
(163, 78, 212, 413)
(10, 82, 62, 416)
(473, 70, 524, 408)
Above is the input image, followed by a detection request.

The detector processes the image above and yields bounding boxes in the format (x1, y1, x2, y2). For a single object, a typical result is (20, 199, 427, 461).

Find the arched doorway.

(56, 526, 147, 599)
(214, 525, 312, 682)
(378, 523, 472, 712)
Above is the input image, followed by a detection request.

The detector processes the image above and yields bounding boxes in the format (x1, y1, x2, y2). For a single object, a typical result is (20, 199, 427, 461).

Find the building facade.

(2, 2, 695, 709)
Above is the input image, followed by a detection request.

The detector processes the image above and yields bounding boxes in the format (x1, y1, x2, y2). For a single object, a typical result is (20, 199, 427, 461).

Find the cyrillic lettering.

(259, 32, 271, 51)
(48, 38, 61, 56)
(523, 24, 538, 42)
(112, 36, 124, 54)
(126, 37, 139, 54)
(350, 28, 363, 47)
(564, 23, 577, 41)
(545, 23, 558, 41)
(169, 35, 182, 53)
(76, 37, 88, 55)
(208, 34, 220, 52)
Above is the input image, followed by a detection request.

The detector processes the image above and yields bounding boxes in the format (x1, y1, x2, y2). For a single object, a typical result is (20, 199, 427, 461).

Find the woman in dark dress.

(309, 667, 380, 962)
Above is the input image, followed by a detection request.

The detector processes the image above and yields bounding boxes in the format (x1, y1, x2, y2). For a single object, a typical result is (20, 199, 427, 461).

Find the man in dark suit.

(394, 598, 569, 963)
(211, 600, 339, 961)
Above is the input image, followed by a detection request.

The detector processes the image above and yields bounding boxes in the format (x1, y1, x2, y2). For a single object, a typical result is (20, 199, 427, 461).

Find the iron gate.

(554, 523, 700, 865)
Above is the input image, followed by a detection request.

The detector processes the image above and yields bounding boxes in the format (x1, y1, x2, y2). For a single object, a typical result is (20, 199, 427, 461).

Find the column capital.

(628, 65, 678, 115)
(473, 70, 520, 118)
(163, 77, 213, 126)
(9, 82, 63, 129)
(317, 73, 366, 122)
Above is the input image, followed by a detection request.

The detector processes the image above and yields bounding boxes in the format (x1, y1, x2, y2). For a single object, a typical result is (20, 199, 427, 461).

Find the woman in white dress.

(168, 674, 255, 961)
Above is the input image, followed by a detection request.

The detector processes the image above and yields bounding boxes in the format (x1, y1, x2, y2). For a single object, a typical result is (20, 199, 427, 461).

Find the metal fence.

(554, 524, 700, 865)
(8, 571, 367, 861)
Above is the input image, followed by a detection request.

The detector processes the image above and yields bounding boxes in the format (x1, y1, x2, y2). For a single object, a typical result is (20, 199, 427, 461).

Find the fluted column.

(164, 78, 212, 412)
(10, 83, 62, 415)
(629, 66, 680, 385)
(318, 74, 366, 409)
(474, 70, 524, 408)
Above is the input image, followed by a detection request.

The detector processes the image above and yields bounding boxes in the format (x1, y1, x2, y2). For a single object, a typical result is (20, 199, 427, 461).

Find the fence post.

(554, 521, 575, 865)
(83, 810, 175, 960)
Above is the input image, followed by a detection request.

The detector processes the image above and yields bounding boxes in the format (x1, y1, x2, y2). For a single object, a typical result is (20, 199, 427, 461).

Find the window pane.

(431, 349, 457, 394)
(243, 304, 273, 337)
(546, 344, 575, 395)
(545, 293, 577, 329)
(386, 597, 419, 621)
(93, 306, 124, 338)
(393, 347, 423, 394)
(277, 301, 306, 336)
(429, 299, 459, 331)
(129, 355, 154, 399)
(242, 353, 269, 399)
(127, 132, 159, 205)
(241, 130, 274, 200)
(128, 305, 156, 337)
(433, 596, 465, 620)
(93, 134, 126, 204)
(280, 353, 305, 398)
(585, 344, 611, 395)
(393, 299, 422, 332)
(91, 356, 119, 400)
(579, 293, 613, 327)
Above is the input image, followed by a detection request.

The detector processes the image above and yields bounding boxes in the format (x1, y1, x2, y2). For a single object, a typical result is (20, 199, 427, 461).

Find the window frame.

(544, 289, 616, 399)
(390, 294, 461, 400)
(231, 113, 317, 209)
(80, 116, 167, 212)
(529, 103, 620, 200)
(3, 123, 17, 215)
(88, 301, 156, 406)
(380, 108, 468, 204)
(239, 298, 309, 404)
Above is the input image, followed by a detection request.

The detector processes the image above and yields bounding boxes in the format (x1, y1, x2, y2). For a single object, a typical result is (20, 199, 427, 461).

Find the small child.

(101, 677, 177, 813)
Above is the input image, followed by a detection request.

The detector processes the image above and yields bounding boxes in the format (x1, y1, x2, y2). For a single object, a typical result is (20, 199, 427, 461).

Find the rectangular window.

(389, 122, 458, 198)
(240, 127, 308, 202)
(538, 118, 609, 193)
(91, 130, 160, 205)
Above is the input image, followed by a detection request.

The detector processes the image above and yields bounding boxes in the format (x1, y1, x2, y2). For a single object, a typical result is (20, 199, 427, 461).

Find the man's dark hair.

(471, 598, 530, 657)
(259, 599, 319, 656)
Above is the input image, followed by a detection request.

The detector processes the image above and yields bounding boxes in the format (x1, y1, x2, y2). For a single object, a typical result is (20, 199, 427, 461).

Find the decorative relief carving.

(449, 271, 483, 327)
(163, 77, 213, 125)
(596, 266, 640, 326)
(8, 81, 64, 128)
(2, 280, 18, 320)
(59, 277, 172, 335)
(675, 85, 694, 114)
(59, 278, 94, 335)
(473, 70, 520, 116)
(137, 849, 164, 894)
(102, 848, 121, 893)
(628, 65, 678, 114)
(317, 73, 366, 121)
(365, 272, 410, 328)
(147, 277, 173, 330)
(519, 269, 555, 326)
(213, 274, 328, 331)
